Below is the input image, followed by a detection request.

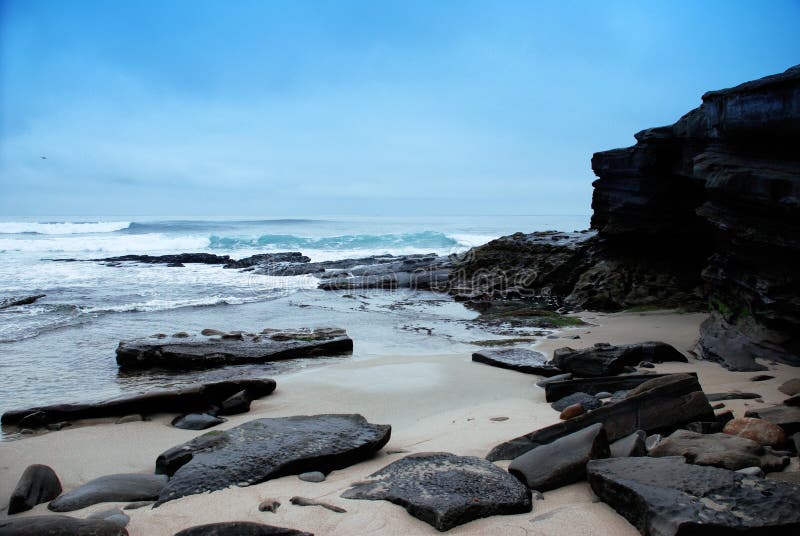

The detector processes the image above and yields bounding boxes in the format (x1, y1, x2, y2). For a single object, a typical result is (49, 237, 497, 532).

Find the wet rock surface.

(115, 328, 352, 370)
(552, 342, 686, 377)
(471, 348, 562, 376)
(173, 522, 312, 536)
(49, 473, 168, 512)
(0, 294, 46, 310)
(171, 413, 226, 430)
(155, 414, 390, 505)
(649, 429, 788, 471)
(0, 515, 129, 535)
(587, 456, 800, 536)
(8, 464, 62, 514)
(342, 452, 531, 532)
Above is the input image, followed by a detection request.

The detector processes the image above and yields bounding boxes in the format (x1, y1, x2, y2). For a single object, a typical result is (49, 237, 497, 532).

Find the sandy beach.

(1, 310, 797, 535)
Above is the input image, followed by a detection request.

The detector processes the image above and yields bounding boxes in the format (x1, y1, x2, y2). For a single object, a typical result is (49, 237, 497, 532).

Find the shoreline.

(2, 310, 797, 534)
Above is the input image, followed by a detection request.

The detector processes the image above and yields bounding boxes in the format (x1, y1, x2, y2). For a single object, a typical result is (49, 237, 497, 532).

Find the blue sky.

(1, 0, 799, 218)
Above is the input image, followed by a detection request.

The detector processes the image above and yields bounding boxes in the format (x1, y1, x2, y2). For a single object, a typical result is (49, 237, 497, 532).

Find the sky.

(1, 0, 799, 219)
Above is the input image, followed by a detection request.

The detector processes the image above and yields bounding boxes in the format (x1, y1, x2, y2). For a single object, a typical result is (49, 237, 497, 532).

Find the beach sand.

(1, 310, 797, 535)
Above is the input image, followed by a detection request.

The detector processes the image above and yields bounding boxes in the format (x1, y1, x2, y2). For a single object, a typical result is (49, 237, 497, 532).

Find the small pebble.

(736, 466, 764, 477)
(490, 416, 509, 422)
(298, 471, 326, 483)
(116, 414, 143, 424)
(750, 375, 775, 382)
(259, 498, 281, 513)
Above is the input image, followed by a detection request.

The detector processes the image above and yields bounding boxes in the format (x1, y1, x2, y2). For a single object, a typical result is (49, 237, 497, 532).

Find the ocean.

(0, 215, 588, 428)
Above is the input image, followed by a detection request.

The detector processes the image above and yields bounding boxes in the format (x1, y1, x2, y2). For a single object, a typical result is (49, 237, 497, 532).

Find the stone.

(706, 392, 761, 401)
(115, 414, 143, 424)
(342, 452, 532, 531)
(471, 348, 562, 376)
(155, 414, 390, 505)
(259, 499, 281, 513)
(123, 501, 153, 510)
(648, 430, 788, 471)
(487, 374, 713, 461)
(736, 466, 764, 477)
(785, 394, 800, 406)
(508, 423, 609, 491)
(2, 378, 276, 428)
(543, 373, 692, 402)
(560, 403, 585, 420)
(723, 417, 787, 446)
(587, 456, 800, 536)
(289, 496, 345, 513)
(750, 374, 775, 381)
(217, 390, 251, 415)
(638, 361, 655, 369)
(48, 473, 168, 512)
(609, 430, 646, 458)
(46, 421, 71, 431)
(596, 391, 612, 399)
(173, 522, 312, 536)
(87, 508, 130, 528)
(535, 373, 572, 387)
(550, 392, 601, 412)
(0, 294, 46, 310)
(298, 471, 325, 483)
(552, 342, 687, 377)
(0, 515, 128, 535)
(490, 416, 509, 422)
(767, 471, 800, 485)
(645, 434, 661, 451)
(171, 413, 226, 430)
(683, 421, 725, 434)
(8, 464, 62, 514)
(779, 378, 800, 396)
(116, 328, 353, 370)
(745, 404, 800, 435)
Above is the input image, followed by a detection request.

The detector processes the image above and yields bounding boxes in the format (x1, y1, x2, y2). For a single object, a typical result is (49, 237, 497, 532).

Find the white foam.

(0, 233, 208, 254)
(0, 221, 131, 234)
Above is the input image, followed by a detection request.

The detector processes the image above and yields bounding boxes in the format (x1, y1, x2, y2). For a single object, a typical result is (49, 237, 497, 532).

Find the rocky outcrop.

(471, 348, 562, 376)
(155, 414, 390, 506)
(342, 452, 532, 531)
(115, 328, 352, 370)
(552, 342, 687, 377)
(0, 294, 45, 310)
(49, 473, 168, 512)
(316, 254, 452, 291)
(8, 464, 62, 514)
(543, 373, 685, 403)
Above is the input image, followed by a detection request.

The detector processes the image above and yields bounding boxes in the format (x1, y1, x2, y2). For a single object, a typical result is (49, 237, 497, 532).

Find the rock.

(736, 466, 764, 477)
(0, 294, 46, 310)
(596, 391, 612, 399)
(609, 430, 646, 458)
(779, 378, 800, 396)
(683, 421, 725, 434)
(2, 378, 276, 428)
(750, 374, 775, 381)
(471, 348, 562, 376)
(560, 403, 585, 420)
(490, 416, 509, 422)
(87, 508, 130, 528)
(201, 328, 225, 336)
(723, 417, 787, 446)
(217, 390, 251, 415)
(173, 522, 312, 536)
(645, 434, 661, 451)
(745, 404, 800, 435)
(8, 464, 62, 514)
(155, 414, 390, 505)
(587, 456, 800, 536)
(706, 392, 762, 401)
(487, 374, 713, 461)
(123, 501, 153, 510)
(171, 413, 226, 430)
(550, 392, 601, 412)
(785, 394, 800, 406)
(767, 471, 800, 485)
(638, 361, 654, 369)
(543, 373, 689, 402)
(648, 429, 788, 471)
(298, 471, 325, 483)
(342, 452, 531, 531)
(48, 473, 168, 512)
(46, 421, 71, 431)
(289, 496, 345, 513)
(258, 499, 281, 513)
(115, 328, 353, 370)
(508, 423, 609, 491)
(535, 373, 572, 387)
(116, 414, 143, 424)
(551, 342, 687, 377)
(0, 515, 128, 535)
(712, 402, 725, 409)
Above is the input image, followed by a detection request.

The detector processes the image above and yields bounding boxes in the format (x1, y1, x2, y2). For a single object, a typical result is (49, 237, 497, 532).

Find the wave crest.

(208, 231, 459, 250)
(0, 221, 131, 235)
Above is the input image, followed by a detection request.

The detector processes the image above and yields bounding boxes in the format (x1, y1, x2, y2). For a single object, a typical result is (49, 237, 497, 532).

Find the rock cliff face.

(452, 65, 800, 370)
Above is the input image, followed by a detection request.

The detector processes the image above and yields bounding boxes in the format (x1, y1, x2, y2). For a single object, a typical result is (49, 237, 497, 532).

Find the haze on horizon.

(1, 0, 799, 219)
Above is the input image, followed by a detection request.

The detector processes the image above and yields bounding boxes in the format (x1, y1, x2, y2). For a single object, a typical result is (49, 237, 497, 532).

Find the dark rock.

(706, 392, 762, 401)
(49, 473, 168, 512)
(683, 421, 725, 434)
(490, 416, 509, 422)
(173, 522, 312, 536)
(123, 501, 153, 510)
(535, 373, 572, 387)
(488, 374, 713, 461)
(342, 452, 531, 532)
(298, 471, 325, 483)
(116, 414, 143, 424)
(508, 423, 609, 491)
(745, 404, 800, 435)
(289, 496, 345, 513)
(609, 430, 646, 458)
(0, 294, 46, 310)
(543, 373, 688, 402)
(750, 374, 775, 381)
(87, 508, 130, 528)
(115, 328, 353, 370)
(638, 361, 655, 369)
(552, 342, 687, 377)
(317, 254, 453, 291)
(217, 390, 251, 415)
(155, 414, 390, 505)
(259, 499, 281, 513)
(172, 413, 226, 430)
(767, 471, 800, 485)
(8, 464, 62, 514)
(471, 348, 562, 376)
(648, 429, 788, 471)
(712, 402, 725, 410)
(2, 379, 276, 428)
(779, 378, 800, 396)
(587, 456, 800, 536)
(0, 515, 128, 535)
(785, 394, 800, 406)
(550, 392, 601, 412)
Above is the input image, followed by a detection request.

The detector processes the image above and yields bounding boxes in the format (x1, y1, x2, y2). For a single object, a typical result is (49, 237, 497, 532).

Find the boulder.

(173, 522, 312, 536)
(649, 430, 788, 471)
(552, 342, 686, 377)
(2, 378, 276, 428)
(488, 374, 713, 461)
(543, 373, 688, 402)
(508, 423, 609, 491)
(0, 515, 128, 535)
(609, 430, 646, 458)
(471, 348, 562, 376)
(767, 471, 800, 485)
(115, 328, 353, 370)
(779, 378, 800, 396)
(8, 464, 62, 514)
(342, 452, 531, 532)
(171, 413, 226, 430)
(155, 414, 390, 505)
(48, 473, 168, 512)
(588, 456, 800, 535)
(550, 392, 601, 412)
(745, 404, 800, 435)
(723, 417, 786, 446)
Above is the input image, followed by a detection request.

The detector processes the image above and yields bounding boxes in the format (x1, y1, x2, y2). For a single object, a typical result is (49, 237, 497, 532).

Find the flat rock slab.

(0, 515, 128, 535)
(553, 342, 687, 377)
(116, 327, 353, 370)
(174, 522, 312, 536)
(649, 429, 788, 471)
(543, 373, 684, 402)
(472, 348, 562, 376)
(342, 452, 531, 532)
(8, 464, 62, 514)
(49, 473, 168, 512)
(587, 456, 800, 536)
(155, 414, 390, 505)
(2, 378, 276, 428)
